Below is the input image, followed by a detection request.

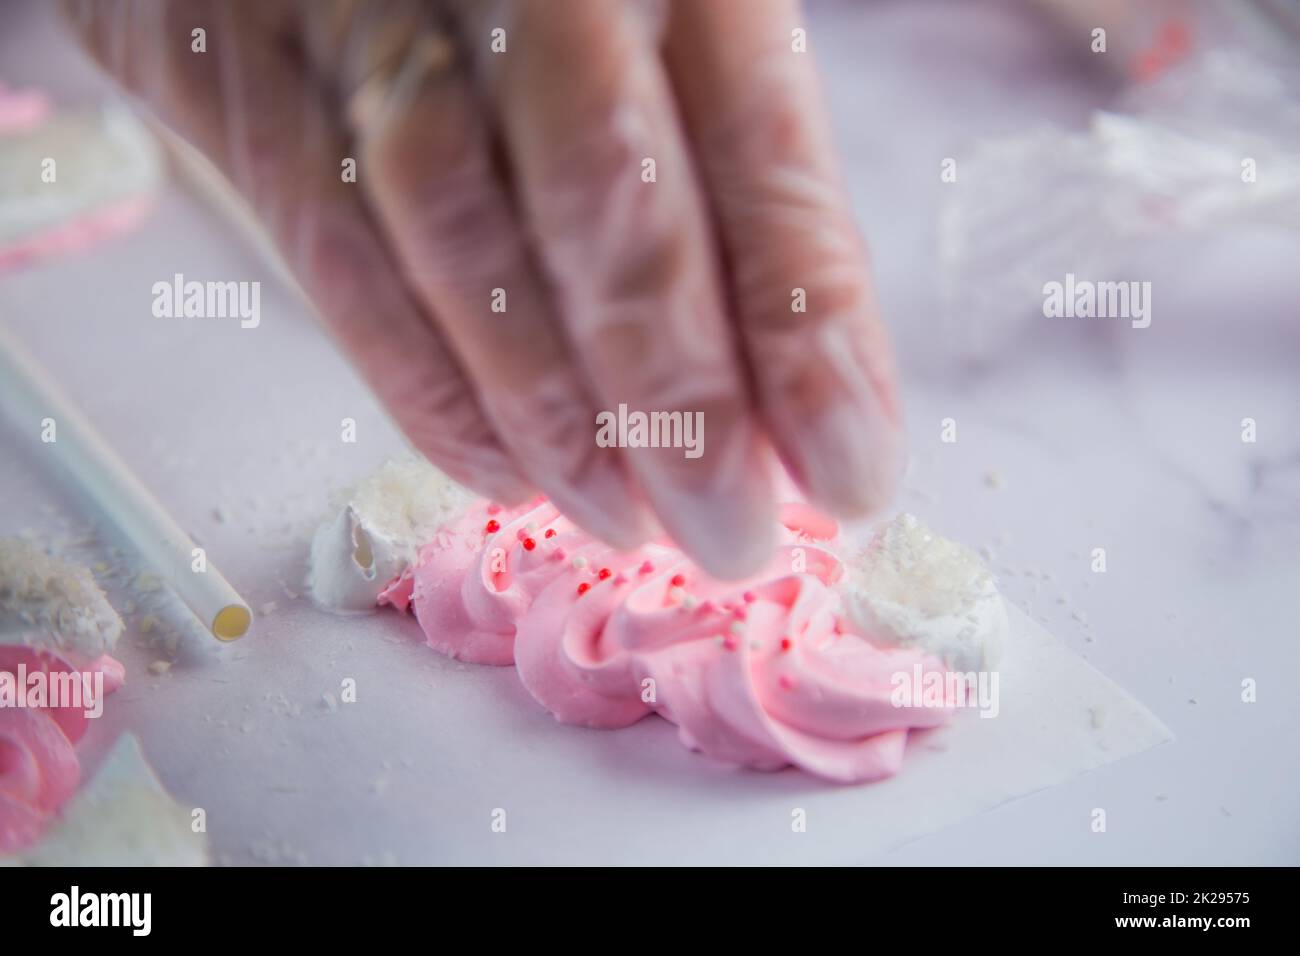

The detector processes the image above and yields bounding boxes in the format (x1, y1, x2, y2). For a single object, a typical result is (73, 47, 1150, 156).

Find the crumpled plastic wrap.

(938, 13, 1300, 361)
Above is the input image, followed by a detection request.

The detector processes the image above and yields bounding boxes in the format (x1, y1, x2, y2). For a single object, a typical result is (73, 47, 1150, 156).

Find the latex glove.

(64, 0, 902, 578)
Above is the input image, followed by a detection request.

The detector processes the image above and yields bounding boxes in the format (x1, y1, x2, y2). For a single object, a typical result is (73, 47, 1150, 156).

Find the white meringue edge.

(0, 538, 124, 657)
(307, 504, 414, 613)
(839, 514, 1008, 673)
(3, 733, 208, 867)
(306, 457, 472, 613)
(845, 579, 1008, 673)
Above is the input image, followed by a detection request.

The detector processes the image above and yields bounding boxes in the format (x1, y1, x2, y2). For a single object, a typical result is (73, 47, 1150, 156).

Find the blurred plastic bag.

(938, 29, 1300, 361)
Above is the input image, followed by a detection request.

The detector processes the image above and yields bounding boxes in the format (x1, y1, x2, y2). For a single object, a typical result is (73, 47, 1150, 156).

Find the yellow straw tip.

(212, 604, 252, 641)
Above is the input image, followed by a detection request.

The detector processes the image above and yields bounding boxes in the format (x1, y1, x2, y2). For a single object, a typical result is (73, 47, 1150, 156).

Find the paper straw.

(0, 324, 251, 641)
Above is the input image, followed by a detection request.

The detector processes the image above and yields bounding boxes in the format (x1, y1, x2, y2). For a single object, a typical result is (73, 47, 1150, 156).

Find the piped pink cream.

(379, 498, 952, 784)
(0, 647, 123, 853)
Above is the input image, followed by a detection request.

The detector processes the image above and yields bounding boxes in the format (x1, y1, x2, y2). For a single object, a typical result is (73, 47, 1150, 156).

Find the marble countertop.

(2, 0, 1296, 864)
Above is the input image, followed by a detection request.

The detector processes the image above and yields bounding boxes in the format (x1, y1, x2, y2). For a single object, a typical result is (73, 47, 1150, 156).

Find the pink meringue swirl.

(0, 646, 123, 853)
(380, 497, 952, 784)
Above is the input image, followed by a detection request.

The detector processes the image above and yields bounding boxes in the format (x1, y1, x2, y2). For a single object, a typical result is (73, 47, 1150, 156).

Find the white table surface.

(2, 0, 1296, 865)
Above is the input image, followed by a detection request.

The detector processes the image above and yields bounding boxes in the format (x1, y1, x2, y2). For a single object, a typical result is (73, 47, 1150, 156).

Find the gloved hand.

(64, 0, 902, 578)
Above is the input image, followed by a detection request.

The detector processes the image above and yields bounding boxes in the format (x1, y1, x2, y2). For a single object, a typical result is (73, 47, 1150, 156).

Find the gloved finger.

(664, 0, 904, 516)
(63, 0, 533, 502)
(480, 0, 775, 578)
(327, 9, 656, 549)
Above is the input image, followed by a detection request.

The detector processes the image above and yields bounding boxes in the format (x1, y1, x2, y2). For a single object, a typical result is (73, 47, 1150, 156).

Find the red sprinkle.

(742, 590, 756, 603)
(670, 574, 686, 588)
(722, 636, 738, 651)
(544, 528, 557, 539)
(697, 600, 715, 616)
(780, 637, 793, 652)
(576, 582, 591, 596)
(522, 537, 536, 551)
(597, 567, 612, 580)
(484, 519, 500, 533)
(639, 560, 655, 575)
(732, 607, 747, 621)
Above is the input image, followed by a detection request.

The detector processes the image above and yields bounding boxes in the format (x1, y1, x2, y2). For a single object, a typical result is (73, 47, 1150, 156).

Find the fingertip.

(683, 507, 775, 580)
(636, 446, 777, 580)
(780, 391, 905, 519)
(542, 458, 659, 553)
